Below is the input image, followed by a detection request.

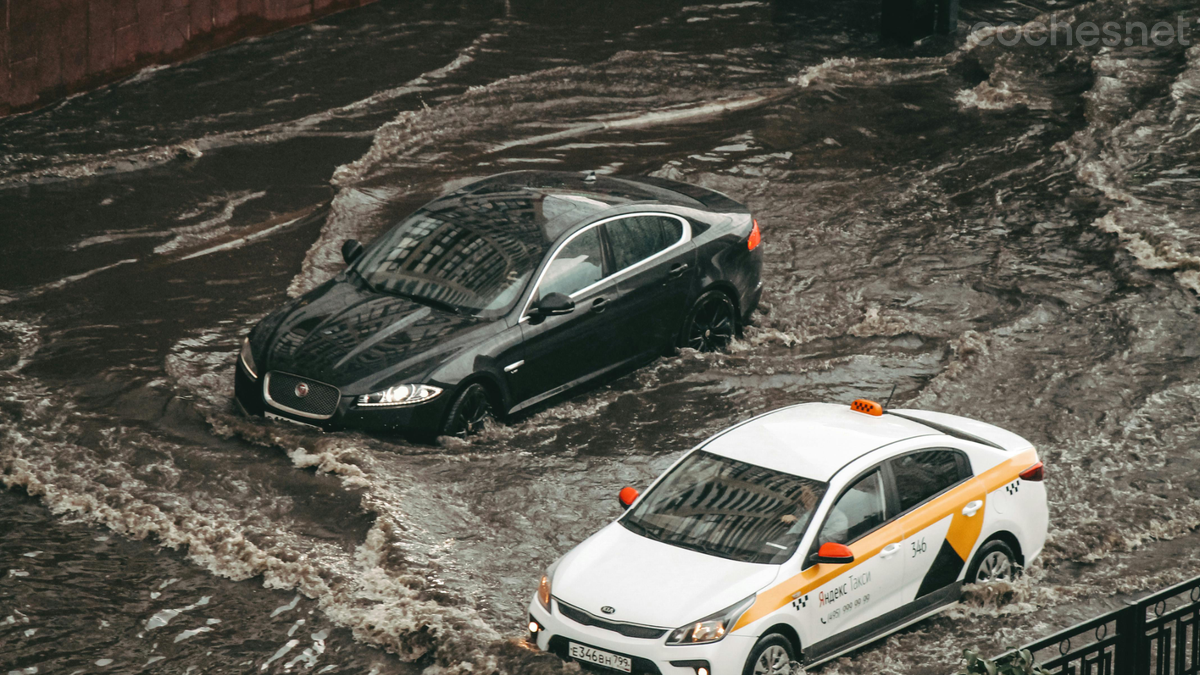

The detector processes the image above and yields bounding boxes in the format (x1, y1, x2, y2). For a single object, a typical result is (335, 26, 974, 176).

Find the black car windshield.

(621, 451, 827, 564)
(353, 210, 544, 316)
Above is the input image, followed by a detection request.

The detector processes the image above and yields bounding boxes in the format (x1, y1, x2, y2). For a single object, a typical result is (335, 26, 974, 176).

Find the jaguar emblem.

(295, 382, 310, 398)
(601, 606, 615, 615)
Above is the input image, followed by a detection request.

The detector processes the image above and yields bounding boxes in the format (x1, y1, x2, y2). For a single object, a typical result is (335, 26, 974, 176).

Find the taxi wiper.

(621, 517, 665, 541)
(665, 536, 726, 558)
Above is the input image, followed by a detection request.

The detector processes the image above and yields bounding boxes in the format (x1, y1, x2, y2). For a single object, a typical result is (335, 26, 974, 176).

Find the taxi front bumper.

(527, 596, 757, 675)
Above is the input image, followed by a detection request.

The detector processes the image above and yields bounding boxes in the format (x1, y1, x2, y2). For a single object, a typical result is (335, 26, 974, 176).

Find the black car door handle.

(592, 297, 608, 313)
(668, 263, 690, 279)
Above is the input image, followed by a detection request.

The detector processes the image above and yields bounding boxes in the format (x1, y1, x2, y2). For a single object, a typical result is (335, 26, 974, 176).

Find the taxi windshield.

(620, 451, 827, 564)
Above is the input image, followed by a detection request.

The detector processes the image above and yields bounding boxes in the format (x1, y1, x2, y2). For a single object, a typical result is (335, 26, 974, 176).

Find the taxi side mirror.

(814, 542, 855, 565)
(618, 487, 639, 509)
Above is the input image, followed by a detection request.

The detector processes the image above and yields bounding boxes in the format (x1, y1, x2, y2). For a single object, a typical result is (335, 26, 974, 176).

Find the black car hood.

(259, 279, 494, 391)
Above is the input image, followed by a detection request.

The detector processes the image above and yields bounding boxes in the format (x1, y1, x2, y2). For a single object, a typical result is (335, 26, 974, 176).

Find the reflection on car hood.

(551, 523, 780, 629)
(260, 279, 492, 390)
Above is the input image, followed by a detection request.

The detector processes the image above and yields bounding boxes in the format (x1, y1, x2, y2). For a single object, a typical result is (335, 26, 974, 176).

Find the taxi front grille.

(264, 372, 340, 419)
(556, 601, 667, 640)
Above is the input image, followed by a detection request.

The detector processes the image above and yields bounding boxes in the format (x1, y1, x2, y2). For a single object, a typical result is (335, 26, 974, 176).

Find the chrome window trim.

(519, 212, 692, 322)
(262, 371, 341, 420)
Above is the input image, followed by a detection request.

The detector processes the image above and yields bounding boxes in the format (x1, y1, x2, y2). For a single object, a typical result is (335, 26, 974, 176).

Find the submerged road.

(2, 0, 1199, 672)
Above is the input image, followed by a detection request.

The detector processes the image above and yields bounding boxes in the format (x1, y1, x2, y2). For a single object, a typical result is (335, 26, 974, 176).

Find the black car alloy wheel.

(442, 383, 495, 438)
(684, 290, 737, 352)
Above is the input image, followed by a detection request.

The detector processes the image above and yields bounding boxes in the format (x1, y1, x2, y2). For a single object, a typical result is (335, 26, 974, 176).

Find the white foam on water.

(153, 191, 268, 256)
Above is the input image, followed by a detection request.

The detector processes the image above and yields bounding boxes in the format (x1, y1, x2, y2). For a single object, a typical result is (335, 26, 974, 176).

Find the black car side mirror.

(531, 292, 575, 318)
(342, 239, 364, 265)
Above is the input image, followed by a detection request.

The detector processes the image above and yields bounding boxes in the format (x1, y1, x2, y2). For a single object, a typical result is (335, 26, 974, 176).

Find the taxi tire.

(742, 633, 796, 675)
(966, 538, 1019, 584)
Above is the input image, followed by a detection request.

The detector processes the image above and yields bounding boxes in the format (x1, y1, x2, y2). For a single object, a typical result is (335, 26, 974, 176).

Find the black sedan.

(235, 171, 763, 438)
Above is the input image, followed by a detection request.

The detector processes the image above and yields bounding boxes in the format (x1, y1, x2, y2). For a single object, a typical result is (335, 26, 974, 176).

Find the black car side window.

(536, 227, 605, 300)
(605, 216, 684, 271)
(890, 450, 966, 513)
(816, 469, 886, 547)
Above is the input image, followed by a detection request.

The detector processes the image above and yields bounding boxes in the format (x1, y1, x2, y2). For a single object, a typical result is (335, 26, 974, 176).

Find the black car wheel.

(441, 383, 496, 438)
(682, 290, 737, 352)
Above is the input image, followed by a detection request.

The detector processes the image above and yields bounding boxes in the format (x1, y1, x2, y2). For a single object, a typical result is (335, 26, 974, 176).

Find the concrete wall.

(0, 0, 378, 115)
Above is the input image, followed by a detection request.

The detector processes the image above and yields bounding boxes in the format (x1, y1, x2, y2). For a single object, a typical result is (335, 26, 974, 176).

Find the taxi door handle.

(879, 543, 902, 559)
(592, 297, 608, 313)
(962, 500, 984, 517)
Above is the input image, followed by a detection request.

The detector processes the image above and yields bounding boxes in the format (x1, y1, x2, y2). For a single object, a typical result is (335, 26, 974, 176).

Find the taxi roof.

(701, 402, 940, 482)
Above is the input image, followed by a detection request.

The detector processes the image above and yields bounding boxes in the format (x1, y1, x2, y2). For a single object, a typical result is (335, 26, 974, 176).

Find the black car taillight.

(747, 219, 761, 251)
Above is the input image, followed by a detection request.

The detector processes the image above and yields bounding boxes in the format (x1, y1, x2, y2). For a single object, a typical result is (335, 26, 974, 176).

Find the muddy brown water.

(2, 0, 1199, 673)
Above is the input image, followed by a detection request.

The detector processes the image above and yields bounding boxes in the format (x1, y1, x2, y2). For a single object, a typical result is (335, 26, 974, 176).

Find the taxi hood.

(550, 522, 780, 630)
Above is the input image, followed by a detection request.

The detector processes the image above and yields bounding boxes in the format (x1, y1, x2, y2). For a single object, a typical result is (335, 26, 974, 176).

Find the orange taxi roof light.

(850, 399, 883, 416)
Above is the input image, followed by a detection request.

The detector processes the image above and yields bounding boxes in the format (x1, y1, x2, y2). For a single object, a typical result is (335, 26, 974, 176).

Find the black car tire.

(742, 633, 797, 675)
(440, 383, 496, 438)
(966, 538, 1019, 584)
(681, 290, 737, 352)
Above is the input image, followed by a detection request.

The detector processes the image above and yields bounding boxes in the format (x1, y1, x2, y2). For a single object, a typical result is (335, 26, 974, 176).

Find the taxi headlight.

(356, 384, 443, 408)
(239, 337, 258, 380)
(537, 573, 553, 612)
(536, 559, 559, 612)
(666, 594, 756, 645)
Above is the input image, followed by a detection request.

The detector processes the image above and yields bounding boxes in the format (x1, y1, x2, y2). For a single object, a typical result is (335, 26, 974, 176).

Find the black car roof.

(422, 171, 737, 244)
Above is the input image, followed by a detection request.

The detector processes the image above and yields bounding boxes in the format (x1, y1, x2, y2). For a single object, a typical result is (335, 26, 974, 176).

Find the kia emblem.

(295, 382, 310, 398)
(601, 606, 615, 615)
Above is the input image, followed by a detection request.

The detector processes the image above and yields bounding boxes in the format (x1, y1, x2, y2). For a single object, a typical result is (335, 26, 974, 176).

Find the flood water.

(2, 0, 1199, 672)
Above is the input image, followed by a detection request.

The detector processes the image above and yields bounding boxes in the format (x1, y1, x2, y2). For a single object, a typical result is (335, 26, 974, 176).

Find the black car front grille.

(556, 601, 668, 640)
(547, 635, 662, 675)
(265, 372, 341, 418)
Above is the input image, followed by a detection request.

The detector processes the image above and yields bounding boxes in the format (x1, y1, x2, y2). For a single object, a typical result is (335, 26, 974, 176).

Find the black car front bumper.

(234, 364, 450, 438)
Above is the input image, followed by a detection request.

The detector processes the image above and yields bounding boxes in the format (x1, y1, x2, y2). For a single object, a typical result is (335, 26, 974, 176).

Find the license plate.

(568, 642, 632, 673)
(265, 412, 321, 430)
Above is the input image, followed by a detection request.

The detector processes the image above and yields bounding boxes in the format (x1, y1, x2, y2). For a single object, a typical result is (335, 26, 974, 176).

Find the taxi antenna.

(883, 384, 897, 410)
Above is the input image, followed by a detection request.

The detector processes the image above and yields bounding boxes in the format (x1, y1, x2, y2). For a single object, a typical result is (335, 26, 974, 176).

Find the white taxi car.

(527, 400, 1048, 675)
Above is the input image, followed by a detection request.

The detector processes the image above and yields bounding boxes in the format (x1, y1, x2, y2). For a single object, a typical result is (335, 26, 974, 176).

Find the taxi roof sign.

(850, 399, 883, 416)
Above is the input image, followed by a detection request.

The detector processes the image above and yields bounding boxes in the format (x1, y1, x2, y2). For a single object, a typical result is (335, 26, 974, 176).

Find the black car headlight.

(239, 337, 258, 380)
(356, 384, 443, 407)
(666, 594, 756, 645)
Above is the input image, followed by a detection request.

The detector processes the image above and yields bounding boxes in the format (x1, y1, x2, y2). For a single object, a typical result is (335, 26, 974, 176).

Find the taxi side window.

(890, 450, 968, 513)
(816, 469, 886, 547)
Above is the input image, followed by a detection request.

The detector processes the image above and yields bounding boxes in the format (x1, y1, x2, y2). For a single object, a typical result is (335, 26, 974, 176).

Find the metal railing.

(1005, 574, 1200, 675)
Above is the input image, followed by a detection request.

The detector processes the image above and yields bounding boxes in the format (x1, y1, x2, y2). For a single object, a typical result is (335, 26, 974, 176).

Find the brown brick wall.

(0, 0, 378, 115)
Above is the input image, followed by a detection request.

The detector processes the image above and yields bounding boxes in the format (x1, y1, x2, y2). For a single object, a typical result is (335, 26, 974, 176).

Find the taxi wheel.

(967, 539, 1018, 584)
(743, 633, 796, 675)
(682, 290, 737, 352)
(441, 383, 495, 438)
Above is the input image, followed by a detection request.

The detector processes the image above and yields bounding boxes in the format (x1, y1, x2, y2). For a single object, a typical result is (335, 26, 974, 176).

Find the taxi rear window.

(620, 451, 828, 565)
